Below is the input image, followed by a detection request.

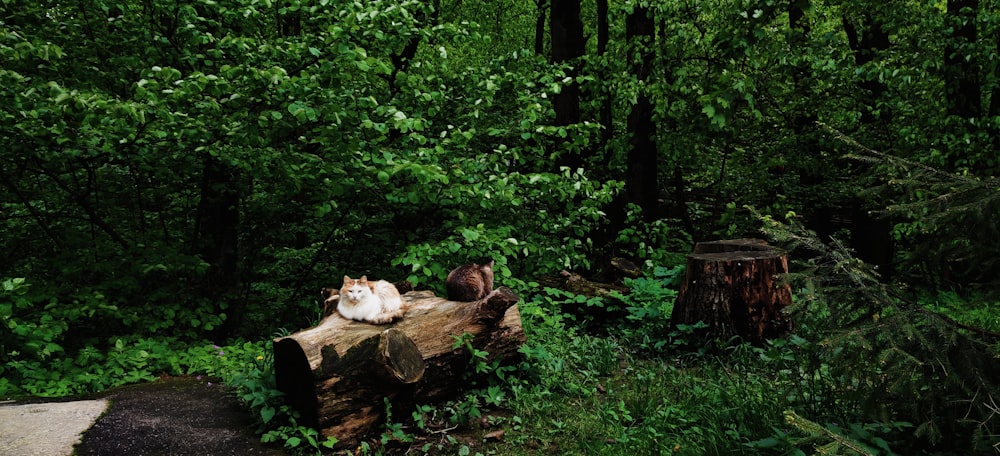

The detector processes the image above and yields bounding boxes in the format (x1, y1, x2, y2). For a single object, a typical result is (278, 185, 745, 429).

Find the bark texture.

(671, 239, 793, 344)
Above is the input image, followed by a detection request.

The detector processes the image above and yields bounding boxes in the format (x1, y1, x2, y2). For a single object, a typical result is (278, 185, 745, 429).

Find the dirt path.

(76, 376, 287, 456)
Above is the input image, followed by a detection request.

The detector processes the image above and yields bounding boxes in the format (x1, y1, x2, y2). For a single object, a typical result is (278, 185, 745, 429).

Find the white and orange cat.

(329, 275, 404, 324)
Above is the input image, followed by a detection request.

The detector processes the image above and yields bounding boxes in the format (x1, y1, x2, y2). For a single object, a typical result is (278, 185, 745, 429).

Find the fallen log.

(536, 270, 629, 297)
(671, 239, 793, 345)
(273, 287, 524, 448)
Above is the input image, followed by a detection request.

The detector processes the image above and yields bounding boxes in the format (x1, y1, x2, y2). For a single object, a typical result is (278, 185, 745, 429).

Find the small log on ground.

(670, 239, 793, 345)
(273, 287, 524, 448)
(536, 270, 629, 297)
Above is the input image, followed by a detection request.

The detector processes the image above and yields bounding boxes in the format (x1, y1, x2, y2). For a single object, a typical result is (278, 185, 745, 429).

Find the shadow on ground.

(76, 376, 287, 456)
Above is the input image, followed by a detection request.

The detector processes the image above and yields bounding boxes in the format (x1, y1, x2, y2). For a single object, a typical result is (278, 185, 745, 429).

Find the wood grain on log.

(671, 239, 793, 345)
(273, 287, 524, 448)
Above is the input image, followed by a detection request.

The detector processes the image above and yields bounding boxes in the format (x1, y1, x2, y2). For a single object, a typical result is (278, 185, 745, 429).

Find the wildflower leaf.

(260, 406, 276, 423)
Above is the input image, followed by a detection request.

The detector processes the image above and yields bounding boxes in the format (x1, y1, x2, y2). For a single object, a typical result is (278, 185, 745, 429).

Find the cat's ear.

(343, 275, 351, 282)
(484, 260, 494, 268)
(360, 275, 368, 282)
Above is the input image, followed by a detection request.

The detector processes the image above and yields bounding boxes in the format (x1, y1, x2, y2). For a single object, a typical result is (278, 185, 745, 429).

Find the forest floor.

(1, 376, 286, 456)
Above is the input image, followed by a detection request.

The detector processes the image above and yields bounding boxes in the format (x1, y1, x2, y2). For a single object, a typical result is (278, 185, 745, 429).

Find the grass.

(453, 335, 788, 456)
(356, 282, 795, 456)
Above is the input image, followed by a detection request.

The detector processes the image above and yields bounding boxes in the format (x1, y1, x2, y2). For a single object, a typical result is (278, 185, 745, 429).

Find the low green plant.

(1, 277, 247, 398)
(621, 264, 684, 320)
(615, 203, 692, 265)
(380, 397, 417, 446)
(921, 290, 1000, 333)
(199, 339, 341, 454)
(607, 264, 698, 352)
(2, 333, 181, 397)
(218, 342, 282, 428)
(452, 332, 491, 376)
(260, 407, 338, 454)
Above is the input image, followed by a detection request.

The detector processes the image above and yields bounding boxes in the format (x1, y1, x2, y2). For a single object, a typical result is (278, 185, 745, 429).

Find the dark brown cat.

(445, 260, 495, 302)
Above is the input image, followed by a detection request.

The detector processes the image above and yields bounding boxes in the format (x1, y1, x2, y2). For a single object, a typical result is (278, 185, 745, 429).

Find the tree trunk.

(945, 0, 982, 119)
(549, 0, 584, 171)
(671, 239, 793, 345)
(992, 31, 1000, 118)
(596, 0, 613, 150)
(273, 287, 524, 449)
(624, 6, 658, 222)
(787, 0, 817, 132)
(194, 153, 241, 335)
(534, 0, 546, 55)
(843, 12, 891, 125)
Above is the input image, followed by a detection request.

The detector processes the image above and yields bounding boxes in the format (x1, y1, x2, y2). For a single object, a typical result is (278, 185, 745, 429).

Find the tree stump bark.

(273, 287, 524, 449)
(670, 239, 793, 345)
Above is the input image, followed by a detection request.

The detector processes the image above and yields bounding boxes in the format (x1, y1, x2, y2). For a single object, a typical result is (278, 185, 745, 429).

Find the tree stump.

(670, 239, 793, 345)
(273, 287, 524, 449)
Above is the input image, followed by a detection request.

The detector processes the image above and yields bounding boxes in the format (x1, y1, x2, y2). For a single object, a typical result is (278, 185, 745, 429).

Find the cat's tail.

(368, 308, 406, 325)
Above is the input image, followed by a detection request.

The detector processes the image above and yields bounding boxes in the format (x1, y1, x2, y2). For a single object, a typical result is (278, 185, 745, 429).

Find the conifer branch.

(819, 121, 1000, 286)
(753, 199, 1000, 450)
(783, 410, 876, 456)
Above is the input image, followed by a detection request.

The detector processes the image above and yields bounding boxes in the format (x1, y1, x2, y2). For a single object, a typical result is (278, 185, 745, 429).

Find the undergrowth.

(5, 221, 1000, 455)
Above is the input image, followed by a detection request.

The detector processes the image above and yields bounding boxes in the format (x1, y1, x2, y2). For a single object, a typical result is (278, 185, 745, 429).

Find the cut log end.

(379, 328, 424, 383)
(273, 287, 525, 449)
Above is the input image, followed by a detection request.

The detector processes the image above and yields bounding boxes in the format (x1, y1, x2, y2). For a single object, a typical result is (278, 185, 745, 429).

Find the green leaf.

(461, 228, 480, 241)
(260, 406, 276, 423)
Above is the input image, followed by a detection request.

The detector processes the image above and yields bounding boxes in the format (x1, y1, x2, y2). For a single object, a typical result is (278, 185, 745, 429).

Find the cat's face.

(340, 276, 372, 303)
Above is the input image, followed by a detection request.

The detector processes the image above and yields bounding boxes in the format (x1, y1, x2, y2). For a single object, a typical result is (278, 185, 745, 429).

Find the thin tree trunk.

(788, 0, 816, 131)
(843, 12, 891, 125)
(194, 153, 241, 332)
(992, 32, 1000, 118)
(549, 0, 584, 171)
(534, 0, 546, 55)
(596, 0, 613, 150)
(945, 0, 981, 119)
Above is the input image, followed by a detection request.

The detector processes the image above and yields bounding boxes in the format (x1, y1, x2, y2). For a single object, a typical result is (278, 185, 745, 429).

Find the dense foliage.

(3, 0, 1000, 454)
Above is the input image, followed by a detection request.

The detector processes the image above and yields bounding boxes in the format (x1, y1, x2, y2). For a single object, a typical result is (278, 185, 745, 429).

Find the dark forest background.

(3, 0, 1000, 454)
